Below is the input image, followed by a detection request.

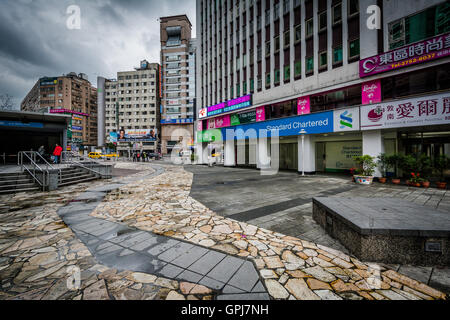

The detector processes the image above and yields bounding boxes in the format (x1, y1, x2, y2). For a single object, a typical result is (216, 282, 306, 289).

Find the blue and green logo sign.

(339, 110, 353, 129)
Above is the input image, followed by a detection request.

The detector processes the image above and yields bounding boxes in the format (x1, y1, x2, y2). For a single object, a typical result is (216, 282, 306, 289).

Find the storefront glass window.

(382, 63, 450, 100)
(389, 2, 450, 50)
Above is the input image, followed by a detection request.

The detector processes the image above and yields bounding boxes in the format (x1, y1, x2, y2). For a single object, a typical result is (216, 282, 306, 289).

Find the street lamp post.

(299, 129, 307, 176)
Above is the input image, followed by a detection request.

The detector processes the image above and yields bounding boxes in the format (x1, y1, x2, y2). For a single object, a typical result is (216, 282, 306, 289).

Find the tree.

(0, 94, 14, 110)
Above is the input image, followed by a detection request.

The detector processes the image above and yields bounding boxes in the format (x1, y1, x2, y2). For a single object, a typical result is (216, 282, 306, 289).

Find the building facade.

(195, 0, 450, 176)
(160, 15, 196, 155)
(97, 60, 161, 156)
(21, 73, 98, 149)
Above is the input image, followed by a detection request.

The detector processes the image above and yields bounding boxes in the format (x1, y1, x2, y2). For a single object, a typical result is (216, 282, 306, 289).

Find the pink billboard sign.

(360, 32, 450, 78)
(256, 106, 265, 122)
(207, 119, 215, 129)
(214, 115, 231, 128)
(197, 120, 203, 132)
(297, 96, 311, 115)
(362, 80, 382, 105)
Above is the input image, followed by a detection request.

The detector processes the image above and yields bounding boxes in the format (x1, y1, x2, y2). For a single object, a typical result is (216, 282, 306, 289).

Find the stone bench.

(312, 197, 450, 266)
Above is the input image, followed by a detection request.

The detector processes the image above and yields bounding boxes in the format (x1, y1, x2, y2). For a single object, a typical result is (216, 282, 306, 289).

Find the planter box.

(354, 175, 373, 185)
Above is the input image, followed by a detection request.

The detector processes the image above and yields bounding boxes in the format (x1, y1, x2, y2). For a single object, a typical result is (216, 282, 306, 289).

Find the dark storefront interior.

(0, 128, 62, 164)
(0, 111, 68, 164)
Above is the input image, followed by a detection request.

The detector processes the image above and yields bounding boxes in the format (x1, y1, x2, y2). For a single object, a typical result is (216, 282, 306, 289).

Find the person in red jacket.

(53, 144, 63, 164)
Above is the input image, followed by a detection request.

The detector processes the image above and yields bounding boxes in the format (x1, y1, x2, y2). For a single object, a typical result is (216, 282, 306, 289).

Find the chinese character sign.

(360, 32, 450, 77)
(360, 92, 450, 130)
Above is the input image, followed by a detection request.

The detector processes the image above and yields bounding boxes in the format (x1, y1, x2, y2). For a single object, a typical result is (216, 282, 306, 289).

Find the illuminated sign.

(50, 109, 89, 117)
(360, 32, 450, 78)
(206, 95, 252, 117)
(198, 108, 207, 119)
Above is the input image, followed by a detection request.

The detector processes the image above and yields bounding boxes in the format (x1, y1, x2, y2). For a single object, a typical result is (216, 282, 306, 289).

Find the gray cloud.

(0, 0, 196, 109)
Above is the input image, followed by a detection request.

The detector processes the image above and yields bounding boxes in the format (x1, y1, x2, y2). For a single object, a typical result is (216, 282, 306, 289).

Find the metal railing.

(60, 151, 106, 178)
(17, 151, 48, 190)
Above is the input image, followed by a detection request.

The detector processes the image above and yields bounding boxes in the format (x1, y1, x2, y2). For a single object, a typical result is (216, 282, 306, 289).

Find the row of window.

(116, 74, 155, 81)
(200, 0, 360, 106)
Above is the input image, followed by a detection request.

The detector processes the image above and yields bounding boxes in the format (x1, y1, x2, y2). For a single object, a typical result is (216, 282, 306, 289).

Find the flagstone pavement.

(0, 162, 448, 300)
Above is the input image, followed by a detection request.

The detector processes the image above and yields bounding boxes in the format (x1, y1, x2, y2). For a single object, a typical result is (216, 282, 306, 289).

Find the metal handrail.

(60, 151, 106, 178)
(70, 161, 105, 178)
(34, 151, 62, 183)
(18, 151, 48, 189)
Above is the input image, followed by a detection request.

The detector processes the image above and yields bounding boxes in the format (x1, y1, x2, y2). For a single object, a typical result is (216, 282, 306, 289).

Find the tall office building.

(98, 60, 161, 155)
(160, 15, 197, 155)
(196, 0, 450, 175)
(21, 72, 98, 148)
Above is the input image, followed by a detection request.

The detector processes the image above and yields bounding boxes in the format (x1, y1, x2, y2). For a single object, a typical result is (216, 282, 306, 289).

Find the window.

(388, 3, 450, 50)
(284, 65, 290, 81)
(319, 12, 327, 31)
(389, 20, 405, 49)
(295, 25, 301, 43)
(274, 3, 280, 20)
(275, 36, 280, 52)
(348, 0, 359, 16)
(333, 46, 343, 64)
(348, 38, 360, 59)
(319, 51, 328, 69)
(250, 79, 254, 92)
(274, 69, 280, 84)
(295, 60, 301, 77)
(265, 41, 271, 56)
(306, 19, 314, 38)
(333, 3, 342, 24)
(283, 0, 290, 14)
(243, 81, 247, 93)
(266, 72, 271, 86)
(236, 84, 240, 97)
(284, 31, 290, 48)
(306, 56, 314, 73)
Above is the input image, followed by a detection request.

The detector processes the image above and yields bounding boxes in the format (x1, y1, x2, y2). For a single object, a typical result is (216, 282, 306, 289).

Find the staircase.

(58, 167, 99, 187)
(0, 172, 40, 195)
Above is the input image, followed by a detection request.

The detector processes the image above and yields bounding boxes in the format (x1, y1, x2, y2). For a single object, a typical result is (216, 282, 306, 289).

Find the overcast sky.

(0, 0, 196, 109)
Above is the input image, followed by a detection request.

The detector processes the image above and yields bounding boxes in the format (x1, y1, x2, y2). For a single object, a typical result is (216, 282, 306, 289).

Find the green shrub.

(354, 155, 377, 177)
(434, 155, 450, 181)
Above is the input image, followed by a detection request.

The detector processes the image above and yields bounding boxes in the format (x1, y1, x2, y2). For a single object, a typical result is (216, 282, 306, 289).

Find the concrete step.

(60, 171, 88, 179)
(0, 174, 30, 181)
(0, 178, 34, 186)
(0, 182, 38, 191)
(60, 174, 97, 184)
(58, 176, 98, 187)
(0, 187, 40, 195)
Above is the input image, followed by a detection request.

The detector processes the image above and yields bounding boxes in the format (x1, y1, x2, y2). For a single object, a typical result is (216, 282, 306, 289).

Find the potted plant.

(349, 167, 358, 182)
(353, 155, 377, 185)
(434, 155, 449, 189)
(417, 154, 432, 188)
(386, 154, 402, 184)
(377, 153, 389, 183)
(408, 172, 422, 187)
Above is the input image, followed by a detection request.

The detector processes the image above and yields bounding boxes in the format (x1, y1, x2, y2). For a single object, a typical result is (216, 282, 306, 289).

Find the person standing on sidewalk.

(52, 144, 62, 164)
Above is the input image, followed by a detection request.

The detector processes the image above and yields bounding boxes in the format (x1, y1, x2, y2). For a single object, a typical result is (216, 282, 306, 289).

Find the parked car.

(147, 152, 161, 160)
(103, 153, 119, 158)
(88, 152, 103, 159)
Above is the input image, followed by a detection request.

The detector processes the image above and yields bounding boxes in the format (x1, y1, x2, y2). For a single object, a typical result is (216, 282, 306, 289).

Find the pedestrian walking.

(38, 145, 45, 162)
(133, 153, 137, 162)
(52, 144, 62, 164)
(137, 152, 141, 162)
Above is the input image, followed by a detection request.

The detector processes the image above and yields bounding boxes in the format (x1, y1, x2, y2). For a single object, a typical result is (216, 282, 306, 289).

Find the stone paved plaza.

(0, 162, 448, 300)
